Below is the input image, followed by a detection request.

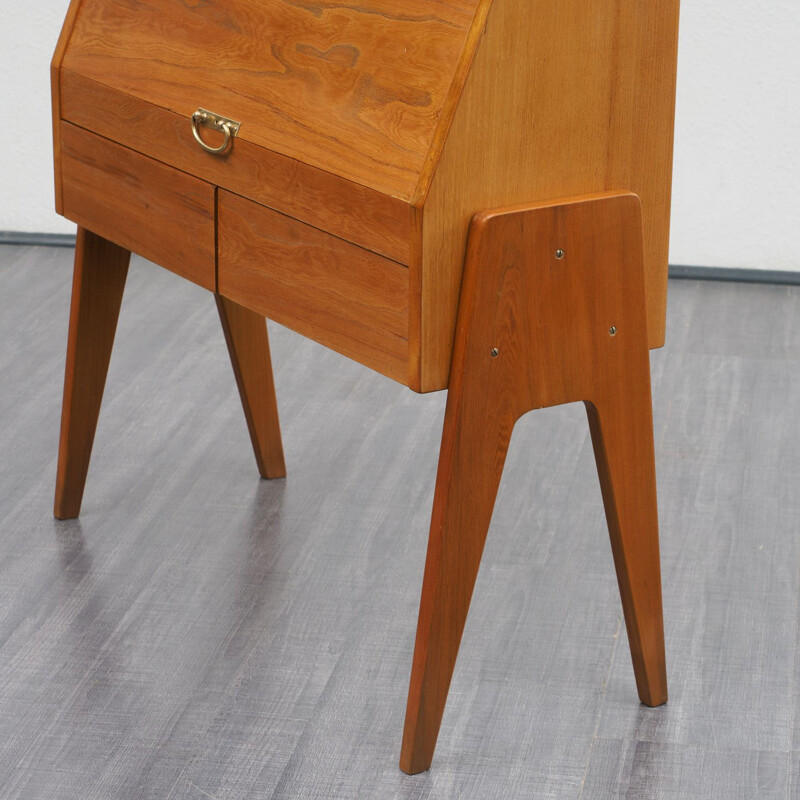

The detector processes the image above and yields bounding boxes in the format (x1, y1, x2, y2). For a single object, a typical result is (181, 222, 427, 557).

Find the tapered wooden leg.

(586, 392, 667, 706)
(401, 192, 667, 773)
(54, 227, 130, 519)
(400, 349, 517, 774)
(216, 295, 286, 479)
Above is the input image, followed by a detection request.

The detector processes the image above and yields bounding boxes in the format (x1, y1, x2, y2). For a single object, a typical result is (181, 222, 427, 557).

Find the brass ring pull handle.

(191, 109, 241, 156)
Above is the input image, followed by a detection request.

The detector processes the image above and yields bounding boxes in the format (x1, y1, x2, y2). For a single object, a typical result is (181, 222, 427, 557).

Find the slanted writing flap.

(62, 0, 485, 201)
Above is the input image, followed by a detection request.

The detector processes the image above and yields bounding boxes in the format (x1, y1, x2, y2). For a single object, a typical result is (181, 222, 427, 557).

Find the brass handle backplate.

(191, 109, 241, 155)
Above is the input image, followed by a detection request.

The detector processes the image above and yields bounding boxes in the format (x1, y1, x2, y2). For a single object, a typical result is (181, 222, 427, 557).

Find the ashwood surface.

(218, 191, 409, 384)
(59, 70, 413, 265)
(416, 0, 680, 390)
(216, 295, 286, 480)
(401, 193, 666, 773)
(61, 0, 484, 201)
(53, 228, 130, 519)
(59, 122, 216, 291)
(54, 0, 679, 392)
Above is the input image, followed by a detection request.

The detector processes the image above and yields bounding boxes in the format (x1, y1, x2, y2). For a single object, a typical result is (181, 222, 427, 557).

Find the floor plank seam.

(786, 555, 800, 800)
(576, 612, 623, 799)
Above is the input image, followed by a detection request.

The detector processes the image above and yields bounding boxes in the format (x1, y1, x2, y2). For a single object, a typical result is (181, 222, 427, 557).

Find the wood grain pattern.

(401, 193, 666, 773)
(50, 0, 85, 214)
(59, 71, 413, 265)
(218, 191, 409, 384)
(411, 0, 493, 201)
(59, 123, 216, 291)
(416, 0, 681, 390)
(216, 295, 286, 480)
(54, 227, 130, 519)
(55, 0, 678, 393)
(62, 0, 484, 201)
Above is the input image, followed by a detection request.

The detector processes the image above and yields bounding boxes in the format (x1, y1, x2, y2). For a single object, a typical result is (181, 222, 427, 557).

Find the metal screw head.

(490, 348, 499, 358)
(555, 249, 565, 260)
(609, 326, 617, 336)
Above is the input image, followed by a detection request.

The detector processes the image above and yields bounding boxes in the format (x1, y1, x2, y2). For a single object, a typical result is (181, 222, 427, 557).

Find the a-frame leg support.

(400, 192, 667, 774)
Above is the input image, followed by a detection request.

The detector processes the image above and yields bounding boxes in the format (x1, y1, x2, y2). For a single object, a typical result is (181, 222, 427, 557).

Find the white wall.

(669, 0, 800, 271)
(2, 1, 799, 270)
(1, 1, 74, 235)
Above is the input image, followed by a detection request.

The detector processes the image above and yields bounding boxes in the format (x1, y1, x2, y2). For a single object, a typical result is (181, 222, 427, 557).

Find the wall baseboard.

(1, 231, 799, 286)
(0, 231, 77, 247)
(669, 264, 800, 286)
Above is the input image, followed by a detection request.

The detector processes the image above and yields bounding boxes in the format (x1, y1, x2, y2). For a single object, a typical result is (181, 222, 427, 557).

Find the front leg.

(400, 347, 517, 774)
(54, 227, 130, 519)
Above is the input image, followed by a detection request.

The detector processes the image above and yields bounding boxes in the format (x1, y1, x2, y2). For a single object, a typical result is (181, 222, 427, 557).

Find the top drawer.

(58, 71, 413, 265)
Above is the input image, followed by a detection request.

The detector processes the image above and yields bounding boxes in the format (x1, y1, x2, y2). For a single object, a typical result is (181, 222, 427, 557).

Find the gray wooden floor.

(0, 244, 798, 799)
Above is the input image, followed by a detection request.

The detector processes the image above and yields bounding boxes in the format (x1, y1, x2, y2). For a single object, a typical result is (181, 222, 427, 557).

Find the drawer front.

(60, 122, 216, 290)
(60, 71, 414, 267)
(218, 191, 409, 385)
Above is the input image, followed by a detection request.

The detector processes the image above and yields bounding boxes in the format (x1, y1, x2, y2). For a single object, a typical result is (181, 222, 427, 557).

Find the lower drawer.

(59, 122, 216, 290)
(218, 191, 409, 384)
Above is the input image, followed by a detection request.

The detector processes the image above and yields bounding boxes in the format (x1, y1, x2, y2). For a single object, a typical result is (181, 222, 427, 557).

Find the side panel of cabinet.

(51, 0, 86, 214)
(417, 0, 681, 391)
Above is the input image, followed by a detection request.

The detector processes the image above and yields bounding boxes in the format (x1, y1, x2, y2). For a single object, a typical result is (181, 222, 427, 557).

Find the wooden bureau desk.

(51, 0, 680, 774)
